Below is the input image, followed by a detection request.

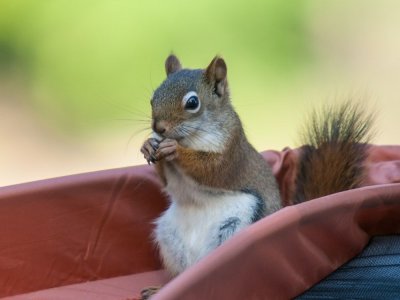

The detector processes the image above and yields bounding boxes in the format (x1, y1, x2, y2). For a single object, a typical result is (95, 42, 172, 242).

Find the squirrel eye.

(185, 96, 199, 109)
(182, 91, 201, 113)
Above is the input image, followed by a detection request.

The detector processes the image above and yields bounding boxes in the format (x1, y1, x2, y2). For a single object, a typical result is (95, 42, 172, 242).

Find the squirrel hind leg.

(294, 100, 375, 203)
(139, 286, 162, 300)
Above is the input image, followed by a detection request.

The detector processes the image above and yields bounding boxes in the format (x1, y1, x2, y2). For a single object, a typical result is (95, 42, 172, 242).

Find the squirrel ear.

(205, 56, 227, 96)
(165, 54, 182, 76)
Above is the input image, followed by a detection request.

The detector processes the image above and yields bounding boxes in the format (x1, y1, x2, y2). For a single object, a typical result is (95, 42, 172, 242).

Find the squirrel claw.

(140, 286, 161, 300)
(142, 138, 161, 165)
(156, 138, 178, 161)
(150, 139, 160, 151)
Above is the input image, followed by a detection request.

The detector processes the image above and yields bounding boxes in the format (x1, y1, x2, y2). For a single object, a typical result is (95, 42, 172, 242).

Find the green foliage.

(0, 0, 312, 133)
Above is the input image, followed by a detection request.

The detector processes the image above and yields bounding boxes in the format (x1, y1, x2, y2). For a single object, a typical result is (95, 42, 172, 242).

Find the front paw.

(156, 138, 178, 162)
(140, 138, 160, 164)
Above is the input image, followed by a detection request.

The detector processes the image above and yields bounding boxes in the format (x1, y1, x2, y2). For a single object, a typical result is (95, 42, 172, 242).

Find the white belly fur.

(154, 164, 258, 275)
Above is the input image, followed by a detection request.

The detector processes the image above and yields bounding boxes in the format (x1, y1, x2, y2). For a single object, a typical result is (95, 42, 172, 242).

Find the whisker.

(180, 125, 222, 150)
(181, 124, 209, 134)
(125, 126, 151, 154)
(114, 118, 151, 123)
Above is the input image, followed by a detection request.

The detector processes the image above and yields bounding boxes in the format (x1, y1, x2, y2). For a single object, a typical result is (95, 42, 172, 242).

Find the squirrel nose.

(153, 120, 167, 135)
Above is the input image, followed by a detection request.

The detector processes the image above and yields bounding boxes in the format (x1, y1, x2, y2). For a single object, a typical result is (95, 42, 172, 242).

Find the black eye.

(182, 91, 201, 113)
(185, 96, 199, 110)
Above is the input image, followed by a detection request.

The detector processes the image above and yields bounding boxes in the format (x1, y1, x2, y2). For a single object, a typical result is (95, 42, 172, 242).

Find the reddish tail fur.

(293, 101, 375, 203)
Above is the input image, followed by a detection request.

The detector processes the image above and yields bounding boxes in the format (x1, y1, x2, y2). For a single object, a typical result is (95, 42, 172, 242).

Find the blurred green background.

(1, 0, 400, 186)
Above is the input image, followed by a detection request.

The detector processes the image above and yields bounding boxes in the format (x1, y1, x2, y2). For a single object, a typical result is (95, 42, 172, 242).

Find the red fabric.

(154, 184, 400, 299)
(365, 145, 400, 185)
(261, 147, 300, 206)
(6, 270, 169, 300)
(0, 145, 400, 299)
(0, 166, 167, 297)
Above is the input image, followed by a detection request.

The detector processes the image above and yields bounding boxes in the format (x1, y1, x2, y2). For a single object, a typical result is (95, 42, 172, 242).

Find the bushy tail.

(293, 101, 375, 203)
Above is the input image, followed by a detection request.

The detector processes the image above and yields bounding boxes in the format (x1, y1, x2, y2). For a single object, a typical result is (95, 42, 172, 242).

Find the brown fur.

(165, 54, 182, 76)
(147, 57, 374, 212)
(293, 101, 374, 203)
(148, 55, 281, 214)
(155, 119, 281, 214)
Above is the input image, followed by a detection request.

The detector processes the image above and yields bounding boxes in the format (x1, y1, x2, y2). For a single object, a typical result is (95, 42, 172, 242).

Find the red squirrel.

(140, 55, 374, 297)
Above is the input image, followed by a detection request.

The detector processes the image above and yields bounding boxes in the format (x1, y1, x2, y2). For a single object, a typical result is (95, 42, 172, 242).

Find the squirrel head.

(151, 54, 237, 152)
